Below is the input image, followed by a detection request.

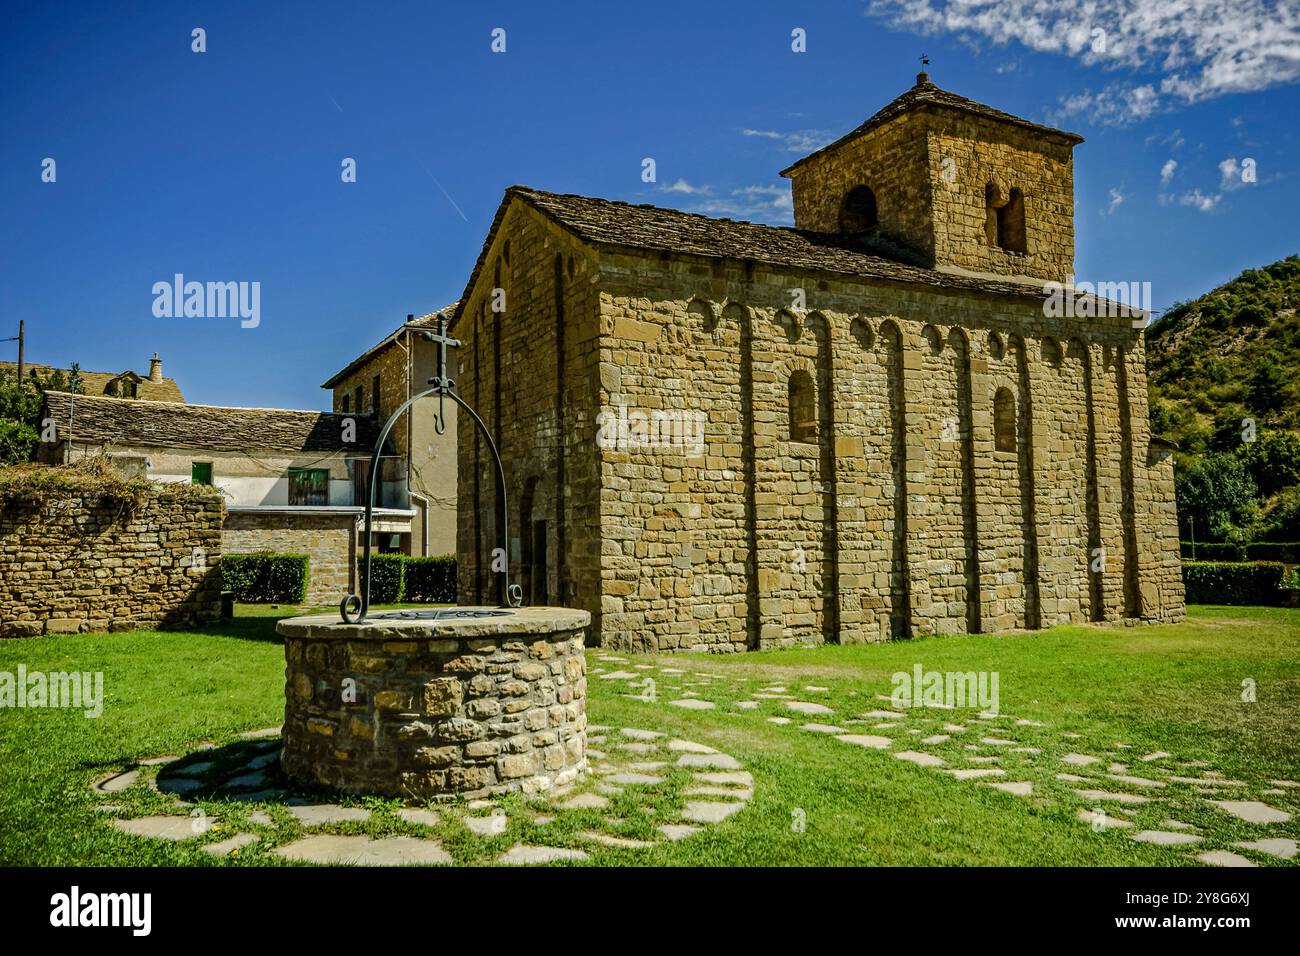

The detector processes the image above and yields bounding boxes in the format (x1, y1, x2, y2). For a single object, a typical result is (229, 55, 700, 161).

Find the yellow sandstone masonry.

(450, 75, 1185, 651)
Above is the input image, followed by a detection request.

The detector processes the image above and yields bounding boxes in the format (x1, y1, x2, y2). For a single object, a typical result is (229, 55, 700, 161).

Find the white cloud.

(675, 183, 796, 223)
(660, 179, 708, 195)
(1105, 187, 1125, 214)
(868, 0, 1300, 124)
(1217, 157, 1257, 191)
(741, 128, 837, 153)
(1160, 159, 1177, 185)
(1178, 188, 1221, 212)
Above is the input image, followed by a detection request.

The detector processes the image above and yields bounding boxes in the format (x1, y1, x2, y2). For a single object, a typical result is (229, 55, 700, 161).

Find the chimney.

(149, 352, 163, 384)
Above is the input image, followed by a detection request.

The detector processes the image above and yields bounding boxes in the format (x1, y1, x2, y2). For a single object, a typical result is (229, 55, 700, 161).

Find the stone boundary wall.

(222, 510, 356, 605)
(0, 484, 224, 637)
(278, 608, 588, 801)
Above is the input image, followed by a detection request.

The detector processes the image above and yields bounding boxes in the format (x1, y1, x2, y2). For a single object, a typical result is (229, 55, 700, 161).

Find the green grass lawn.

(1, 604, 1297, 866)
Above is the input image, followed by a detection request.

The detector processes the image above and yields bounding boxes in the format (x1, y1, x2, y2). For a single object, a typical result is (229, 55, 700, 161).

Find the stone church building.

(452, 73, 1185, 652)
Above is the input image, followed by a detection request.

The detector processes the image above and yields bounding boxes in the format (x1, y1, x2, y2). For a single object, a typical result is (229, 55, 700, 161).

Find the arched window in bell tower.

(838, 185, 878, 234)
(986, 183, 1026, 254)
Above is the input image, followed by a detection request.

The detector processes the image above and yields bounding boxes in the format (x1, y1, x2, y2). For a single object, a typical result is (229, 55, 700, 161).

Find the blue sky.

(2, 0, 1296, 409)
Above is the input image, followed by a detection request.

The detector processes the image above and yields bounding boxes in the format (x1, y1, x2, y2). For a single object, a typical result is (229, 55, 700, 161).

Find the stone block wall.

(454, 202, 604, 626)
(452, 206, 1185, 653)
(0, 482, 224, 636)
(222, 510, 356, 605)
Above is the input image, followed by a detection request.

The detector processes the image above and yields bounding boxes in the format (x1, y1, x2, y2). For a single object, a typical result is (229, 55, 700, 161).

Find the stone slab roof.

(451, 186, 1075, 330)
(43, 391, 377, 454)
(0, 362, 185, 403)
(320, 304, 458, 389)
(780, 74, 1084, 176)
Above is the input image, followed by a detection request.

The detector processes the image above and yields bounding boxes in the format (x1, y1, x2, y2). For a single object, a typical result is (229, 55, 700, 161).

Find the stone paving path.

(592, 659, 1300, 868)
(92, 716, 751, 866)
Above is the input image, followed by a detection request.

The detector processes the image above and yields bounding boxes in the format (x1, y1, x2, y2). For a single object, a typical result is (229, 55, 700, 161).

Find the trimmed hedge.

(404, 555, 457, 603)
(1179, 541, 1246, 561)
(222, 553, 310, 604)
(1245, 542, 1300, 564)
(1181, 561, 1286, 605)
(1180, 542, 1300, 563)
(360, 554, 406, 604)
(356, 553, 457, 604)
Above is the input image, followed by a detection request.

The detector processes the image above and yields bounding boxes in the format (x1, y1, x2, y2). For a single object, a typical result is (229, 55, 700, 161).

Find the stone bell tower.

(780, 72, 1083, 284)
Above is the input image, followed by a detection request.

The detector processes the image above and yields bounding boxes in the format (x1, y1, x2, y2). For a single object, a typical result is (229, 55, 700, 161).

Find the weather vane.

(920, 54, 930, 67)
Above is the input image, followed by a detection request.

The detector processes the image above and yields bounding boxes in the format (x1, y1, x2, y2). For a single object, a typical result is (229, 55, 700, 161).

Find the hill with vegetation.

(1146, 255, 1300, 544)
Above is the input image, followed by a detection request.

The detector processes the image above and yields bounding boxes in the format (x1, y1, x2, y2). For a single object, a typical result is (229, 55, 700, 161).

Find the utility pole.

(2, 320, 22, 386)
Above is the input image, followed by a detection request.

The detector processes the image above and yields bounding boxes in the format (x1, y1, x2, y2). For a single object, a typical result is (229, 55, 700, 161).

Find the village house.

(321, 305, 459, 556)
(451, 73, 1186, 652)
(37, 391, 402, 604)
(2, 352, 184, 401)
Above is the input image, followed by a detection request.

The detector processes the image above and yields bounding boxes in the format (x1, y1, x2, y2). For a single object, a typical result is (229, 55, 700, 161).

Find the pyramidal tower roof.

(781, 72, 1084, 177)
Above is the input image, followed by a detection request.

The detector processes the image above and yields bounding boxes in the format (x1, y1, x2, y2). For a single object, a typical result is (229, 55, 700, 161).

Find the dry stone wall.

(0, 481, 223, 636)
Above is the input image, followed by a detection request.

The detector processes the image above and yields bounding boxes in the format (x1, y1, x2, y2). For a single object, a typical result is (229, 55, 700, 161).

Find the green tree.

(1175, 453, 1258, 541)
(1240, 430, 1300, 497)
(0, 364, 86, 465)
(1247, 354, 1287, 414)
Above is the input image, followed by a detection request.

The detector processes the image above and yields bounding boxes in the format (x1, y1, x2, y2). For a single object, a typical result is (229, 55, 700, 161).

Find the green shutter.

(191, 462, 213, 485)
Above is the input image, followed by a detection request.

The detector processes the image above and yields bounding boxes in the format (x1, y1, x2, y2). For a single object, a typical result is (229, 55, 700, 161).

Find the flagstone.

(202, 833, 259, 856)
(1015, 719, 1045, 727)
(785, 700, 833, 715)
(577, 831, 655, 850)
(559, 792, 610, 811)
(1061, 754, 1099, 766)
(138, 755, 180, 766)
(628, 761, 667, 771)
(619, 742, 658, 754)
(760, 686, 788, 693)
(277, 834, 452, 865)
(226, 771, 268, 790)
(894, 750, 944, 768)
(682, 800, 745, 824)
(668, 739, 717, 753)
(967, 755, 1000, 764)
(464, 814, 508, 837)
(668, 699, 716, 710)
(685, 786, 753, 800)
(695, 771, 753, 786)
(398, 808, 440, 827)
(112, 815, 209, 840)
(96, 770, 141, 793)
(1057, 773, 1089, 782)
(239, 727, 281, 739)
(874, 722, 900, 729)
(599, 670, 638, 680)
(804, 686, 830, 692)
(1169, 776, 1243, 787)
(1107, 774, 1166, 788)
(1197, 850, 1257, 868)
(864, 709, 906, 719)
(943, 723, 966, 732)
(1077, 809, 1132, 829)
(621, 728, 664, 740)
(1269, 779, 1299, 789)
(1072, 789, 1150, 804)
(984, 781, 1033, 796)
(1063, 732, 1082, 739)
(1140, 751, 1172, 762)
(1210, 801, 1290, 824)
(921, 734, 951, 745)
(835, 734, 891, 749)
(676, 752, 741, 770)
(287, 804, 371, 826)
(1010, 747, 1041, 754)
(946, 768, 1005, 780)
(735, 701, 759, 709)
(980, 738, 1015, 746)
(767, 717, 792, 725)
(1132, 830, 1202, 846)
(1234, 838, 1297, 860)
(606, 772, 665, 786)
(658, 824, 700, 841)
(156, 777, 203, 795)
(802, 723, 849, 734)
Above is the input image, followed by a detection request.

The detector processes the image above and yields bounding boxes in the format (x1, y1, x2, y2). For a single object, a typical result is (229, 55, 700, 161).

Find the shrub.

(1244, 542, 1300, 564)
(1181, 561, 1286, 605)
(359, 553, 405, 603)
(1179, 541, 1246, 561)
(403, 555, 457, 603)
(222, 553, 309, 603)
(1238, 430, 1300, 496)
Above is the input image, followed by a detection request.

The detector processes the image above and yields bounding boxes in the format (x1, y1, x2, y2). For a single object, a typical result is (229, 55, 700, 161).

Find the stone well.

(275, 607, 590, 801)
